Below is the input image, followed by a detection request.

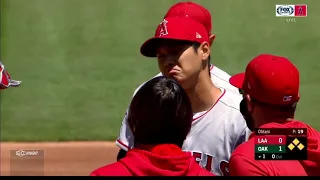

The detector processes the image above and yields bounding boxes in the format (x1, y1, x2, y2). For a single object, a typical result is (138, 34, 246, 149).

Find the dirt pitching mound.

(0, 141, 119, 176)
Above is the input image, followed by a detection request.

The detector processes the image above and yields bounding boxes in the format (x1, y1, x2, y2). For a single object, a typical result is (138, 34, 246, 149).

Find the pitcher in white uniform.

(115, 2, 250, 176)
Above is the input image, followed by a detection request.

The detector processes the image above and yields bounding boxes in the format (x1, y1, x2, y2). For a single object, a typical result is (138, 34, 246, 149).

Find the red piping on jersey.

(192, 88, 226, 122)
(210, 64, 214, 71)
(117, 139, 130, 149)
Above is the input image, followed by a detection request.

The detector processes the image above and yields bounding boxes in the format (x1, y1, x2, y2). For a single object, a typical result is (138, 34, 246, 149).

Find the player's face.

(156, 40, 209, 90)
(239, 91, 255, 131)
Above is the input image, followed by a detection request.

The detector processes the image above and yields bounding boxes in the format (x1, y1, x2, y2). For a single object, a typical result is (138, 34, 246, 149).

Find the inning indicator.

(254, 128, 307, 160)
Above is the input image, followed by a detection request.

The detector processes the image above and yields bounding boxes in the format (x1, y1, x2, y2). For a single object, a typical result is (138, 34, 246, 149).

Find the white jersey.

(115, 65, 251, 176)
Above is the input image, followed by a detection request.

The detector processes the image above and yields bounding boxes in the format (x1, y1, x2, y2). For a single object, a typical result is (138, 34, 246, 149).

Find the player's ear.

(245, 94, 254, 113)
(209, 34, 216, 46)
(200, 42, 210, 61)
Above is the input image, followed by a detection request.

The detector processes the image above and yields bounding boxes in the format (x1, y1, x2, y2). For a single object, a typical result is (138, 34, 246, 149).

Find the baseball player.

(91, 76, 214, 176)
(115, 4, 250, 175)
(228, 54, 320, 176)
(0, 61, 21, 90)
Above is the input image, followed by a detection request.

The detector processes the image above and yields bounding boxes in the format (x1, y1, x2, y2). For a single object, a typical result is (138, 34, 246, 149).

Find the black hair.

(127, 76, 193, 147)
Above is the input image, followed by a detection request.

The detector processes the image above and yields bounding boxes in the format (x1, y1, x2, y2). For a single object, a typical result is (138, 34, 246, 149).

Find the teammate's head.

(127, 76, 193, 147)
(164, 1, 216, 45)
(229, 54, 300, 131)
(140, 17, 210, 90)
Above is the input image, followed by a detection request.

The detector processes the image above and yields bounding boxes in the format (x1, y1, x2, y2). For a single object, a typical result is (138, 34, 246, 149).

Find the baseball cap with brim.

(229, 54, 300, 105)
(165, 1, 212, 35)
(140, 17, 209, 57)
(229, 73, 245, 89)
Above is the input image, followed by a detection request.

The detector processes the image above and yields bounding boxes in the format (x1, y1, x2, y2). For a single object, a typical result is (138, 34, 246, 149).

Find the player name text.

(257, 129, 270, 134)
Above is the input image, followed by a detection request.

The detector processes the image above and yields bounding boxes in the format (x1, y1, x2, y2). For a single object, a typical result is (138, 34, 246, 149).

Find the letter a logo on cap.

(159, 19, 169, 37)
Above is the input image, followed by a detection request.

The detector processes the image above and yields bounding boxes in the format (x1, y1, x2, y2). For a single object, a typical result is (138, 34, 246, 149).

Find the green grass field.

(1, 0, 320, 141)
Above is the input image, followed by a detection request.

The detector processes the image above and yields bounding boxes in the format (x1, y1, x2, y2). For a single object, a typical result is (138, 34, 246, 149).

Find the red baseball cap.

(164, 1, 212, 35)
(229, 54, 300, 105)
(140, 17, 209, 57)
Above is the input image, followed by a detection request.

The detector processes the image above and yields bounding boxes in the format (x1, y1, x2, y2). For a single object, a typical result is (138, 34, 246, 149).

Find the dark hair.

(127, 76, 193, 147)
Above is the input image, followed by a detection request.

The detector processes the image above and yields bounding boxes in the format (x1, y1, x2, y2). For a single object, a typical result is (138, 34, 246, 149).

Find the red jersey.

(0, 61, 21, 89)
(229, 120, 320, 176)
(90, 144, 215, 176)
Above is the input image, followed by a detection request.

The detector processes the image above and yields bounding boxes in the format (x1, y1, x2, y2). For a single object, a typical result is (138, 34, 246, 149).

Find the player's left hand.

(0, 61, 21, 90)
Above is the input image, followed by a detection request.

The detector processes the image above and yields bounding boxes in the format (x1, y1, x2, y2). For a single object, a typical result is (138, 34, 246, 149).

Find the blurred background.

(0, 0, 319, 175)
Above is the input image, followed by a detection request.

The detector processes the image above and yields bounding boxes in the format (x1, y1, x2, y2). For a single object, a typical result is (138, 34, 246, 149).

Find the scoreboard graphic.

(255, 128, 307, 160)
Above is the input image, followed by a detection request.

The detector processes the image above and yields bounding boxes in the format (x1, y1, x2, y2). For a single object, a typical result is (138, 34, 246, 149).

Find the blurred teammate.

(228, 54, 320, 176)
(115, 4, 250, 175)
(0, 61, 21, 90)
(91, 76, 215, 176)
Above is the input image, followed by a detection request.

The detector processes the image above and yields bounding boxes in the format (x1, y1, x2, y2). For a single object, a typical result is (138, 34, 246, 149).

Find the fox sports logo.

(277, 6, 294, 16)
